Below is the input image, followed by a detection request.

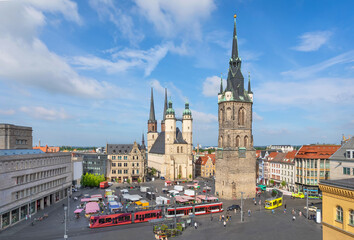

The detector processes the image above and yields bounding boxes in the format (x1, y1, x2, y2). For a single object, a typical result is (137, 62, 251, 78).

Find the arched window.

(152, 125, 155, 131)
(152, 135, 154, 139)
(336, 206, 343, 222)
(227, 135, 231, 147)
(236, 136, 240, 147)
(177, 147, 179, 153)
(349, 209, 354, 225)
(219, 108, 224, 122)
(220, 135, 223, 147)
(244, 136, 249, 147)
(226, 107, 232, 121)
(181, 147, 183, 153)
(238, 107, 246, 125)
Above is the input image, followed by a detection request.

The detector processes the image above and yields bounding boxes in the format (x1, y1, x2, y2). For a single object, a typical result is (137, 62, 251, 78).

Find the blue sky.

(0, 0, 353, 147)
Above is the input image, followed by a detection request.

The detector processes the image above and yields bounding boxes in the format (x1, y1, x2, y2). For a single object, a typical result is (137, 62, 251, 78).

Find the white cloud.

(282, 50, 354, 79)
(192, 110, 218, 124)
(253, 112, 263, 121)
(20, 106, 71, 121)
(0, 1, 122, 99)
(292, 31, 332, 52)
(89, 0, 143, 45)
(0, 109, 15, 115)
(72, 44, 169, 76)
(134, 0, 216, 39)
(256, 77, 354, 107)
(202, 76, 225, 97)
(150, 79, 165, 95)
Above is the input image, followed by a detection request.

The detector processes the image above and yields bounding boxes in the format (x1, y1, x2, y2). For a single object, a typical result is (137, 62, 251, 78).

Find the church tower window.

(236, 135, 240, 147)
(238, 108, 245, 125)
(177, 147, 179, 153)
(244, 136, 249, 147)
(226, 107, 232, 120)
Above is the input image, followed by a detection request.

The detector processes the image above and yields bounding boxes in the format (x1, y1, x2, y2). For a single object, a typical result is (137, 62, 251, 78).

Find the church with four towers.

(147, 88, 194, 181)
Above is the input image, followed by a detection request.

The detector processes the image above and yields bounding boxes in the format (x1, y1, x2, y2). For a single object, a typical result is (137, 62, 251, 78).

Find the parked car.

(304, 206, 318, 212)
(160, 176, 165, 180)
(227, 204, 241, 211)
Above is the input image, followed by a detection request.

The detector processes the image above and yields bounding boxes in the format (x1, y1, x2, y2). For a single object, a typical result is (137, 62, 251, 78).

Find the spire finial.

(219, 73, 223, 94)
(163, 88, 168, 121)
(231, 14, 239, 60)
(248, 71, 252, 93)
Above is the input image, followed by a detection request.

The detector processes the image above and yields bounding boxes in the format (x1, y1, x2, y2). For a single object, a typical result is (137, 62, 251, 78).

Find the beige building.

(195, 154, 215, 178)
(0, 150, 72, 230)
(329, 137, 354, 180)
(215, 15, 256, 200)
(319, 178, 354, 240)
(0, 124, 32, 150)
(147, 88, 193, 181)
(106, 141, 146, 183)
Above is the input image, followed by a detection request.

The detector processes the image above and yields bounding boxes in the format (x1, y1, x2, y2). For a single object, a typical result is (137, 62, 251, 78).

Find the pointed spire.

(248, 72, 252, 93)
(148, 87, 156, 123)
(219, 74, 223, 94)
(141, 133, 145, 148)
(163, 88, 168, 120)
(231, 14, 239, 60)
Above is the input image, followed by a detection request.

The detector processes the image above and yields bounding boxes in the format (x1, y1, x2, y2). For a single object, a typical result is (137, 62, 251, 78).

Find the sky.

(0, 0, 353, 147)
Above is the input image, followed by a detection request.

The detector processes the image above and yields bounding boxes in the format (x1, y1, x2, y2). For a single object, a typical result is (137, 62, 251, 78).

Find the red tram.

(89, 209, 162, 228)
(166, 202, 223, 218)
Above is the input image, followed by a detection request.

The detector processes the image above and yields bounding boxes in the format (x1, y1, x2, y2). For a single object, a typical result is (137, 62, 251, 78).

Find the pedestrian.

(292, 215, 296, 221)
(194, 221, 198, 229)
(284, 204, 287, 209)
(223, 220, 226, 228)
(234, 208, 237, 214)
(248, 209, 251, 217)
(222, 215, 224, 221)
(229, 215, 232, 221)
(254, 200, 257, 205)
(219, 215, 222, 221)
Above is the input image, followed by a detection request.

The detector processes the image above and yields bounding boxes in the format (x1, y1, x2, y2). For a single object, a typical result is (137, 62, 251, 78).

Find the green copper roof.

(183, 101, 192, 116)
(166, 100, 175, 115)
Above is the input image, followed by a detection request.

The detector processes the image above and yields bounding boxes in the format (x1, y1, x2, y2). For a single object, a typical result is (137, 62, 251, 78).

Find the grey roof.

(174, 128, 187, 144)
(271, 152, 287, 163)
(149, 132, 165, 154)
(107, 144, 133, 155)
(148, 88, 156, 123)
(320, 178, 354, 190)
(0, 149, 44, 156)
(329, 137, 354, 161)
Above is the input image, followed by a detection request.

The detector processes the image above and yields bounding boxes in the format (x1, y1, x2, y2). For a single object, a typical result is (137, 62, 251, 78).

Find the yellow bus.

(265, 196, 283, 210)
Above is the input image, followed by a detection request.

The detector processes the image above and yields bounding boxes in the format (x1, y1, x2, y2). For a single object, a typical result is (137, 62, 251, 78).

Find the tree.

(178, 174, 182, 179)
(189, 174, 192, 179)
(126, 178, 131, 184)
(151, 168, 157, 176)
(270, 179, 274, 186)
(281, 181, 286, 188)
(137, 178, 141, 184)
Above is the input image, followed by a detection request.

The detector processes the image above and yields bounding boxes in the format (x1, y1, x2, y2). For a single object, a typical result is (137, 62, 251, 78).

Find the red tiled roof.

(267, 152, 278, 160)
(285, 150, 297, 160)
(296, 145, 340, 159)
(256, 150, 261, 158)
(196, 155, 215, 165)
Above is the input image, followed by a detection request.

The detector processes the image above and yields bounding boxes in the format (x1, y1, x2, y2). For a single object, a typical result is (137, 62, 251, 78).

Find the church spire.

(219, 74, 223, 94)
(231, 14, 239, 60)
(163, 88, 168, 120)
(141, 133, 145, 148)
(248, 72, 252, 93)
(148, 87, 156, 123)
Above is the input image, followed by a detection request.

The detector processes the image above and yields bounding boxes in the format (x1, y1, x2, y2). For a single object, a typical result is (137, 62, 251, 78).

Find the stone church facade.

(147, 88, 193, 181)
(215, 15, 256, 200)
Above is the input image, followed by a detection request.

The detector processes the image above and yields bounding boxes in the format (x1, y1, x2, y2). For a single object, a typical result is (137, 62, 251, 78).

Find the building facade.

(319, 179, 354, 240)
(106, 141, 146, 183)
(147, 88, 193, 181)
(0, 150, 72, 230)
(267, 145, 294, 153)
(295, 145, 340, 194)
(215, 15, 256, 200)
(0, 124, 32, 150)
(329, 137, 354, 180)
(195, 154, 215, 178)
(81, 153, 107, 176)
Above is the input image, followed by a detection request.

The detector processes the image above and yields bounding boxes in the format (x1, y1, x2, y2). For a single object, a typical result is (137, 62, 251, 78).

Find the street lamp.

(240, 191, 244, 222)
(64, 206, 68, 239)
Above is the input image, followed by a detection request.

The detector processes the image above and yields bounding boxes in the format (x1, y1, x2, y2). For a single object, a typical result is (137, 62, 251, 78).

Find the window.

(137, 170, 139, 174)
(181, 147, 183, 153)
(112, 163, 116, 167)
(124, 156, 127, 160)
(124, 163, 128, 167)
(118, 163, 122, 167)
(177, 147, 179, 153)
(124, 170, 128, 174)
(343, 167, 350, 175)
(346, 150, 353, 159)
(132, 170, 135, 174)
(112, 170, 116, 174)
(118, 156, 122, 160)
(350, 210, 354, 225)
(137, 163, 139, 167)
(336, 206, 343, 222)
(118, 170, 122, 174)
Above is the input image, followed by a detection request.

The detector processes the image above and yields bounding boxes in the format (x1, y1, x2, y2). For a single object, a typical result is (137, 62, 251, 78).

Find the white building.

(267, 145, 294, 153)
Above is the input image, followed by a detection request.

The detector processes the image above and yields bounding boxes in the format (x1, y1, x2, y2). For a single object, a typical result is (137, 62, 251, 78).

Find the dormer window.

(347, 150, 353, 159)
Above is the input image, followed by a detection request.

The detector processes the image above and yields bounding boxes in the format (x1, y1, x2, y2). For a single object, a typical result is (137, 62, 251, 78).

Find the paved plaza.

(0, 178, 323, 240)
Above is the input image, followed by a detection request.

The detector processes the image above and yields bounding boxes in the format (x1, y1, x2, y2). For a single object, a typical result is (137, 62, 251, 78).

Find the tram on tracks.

(89, 209, 162, 228)
(165, 202, 223, 218)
